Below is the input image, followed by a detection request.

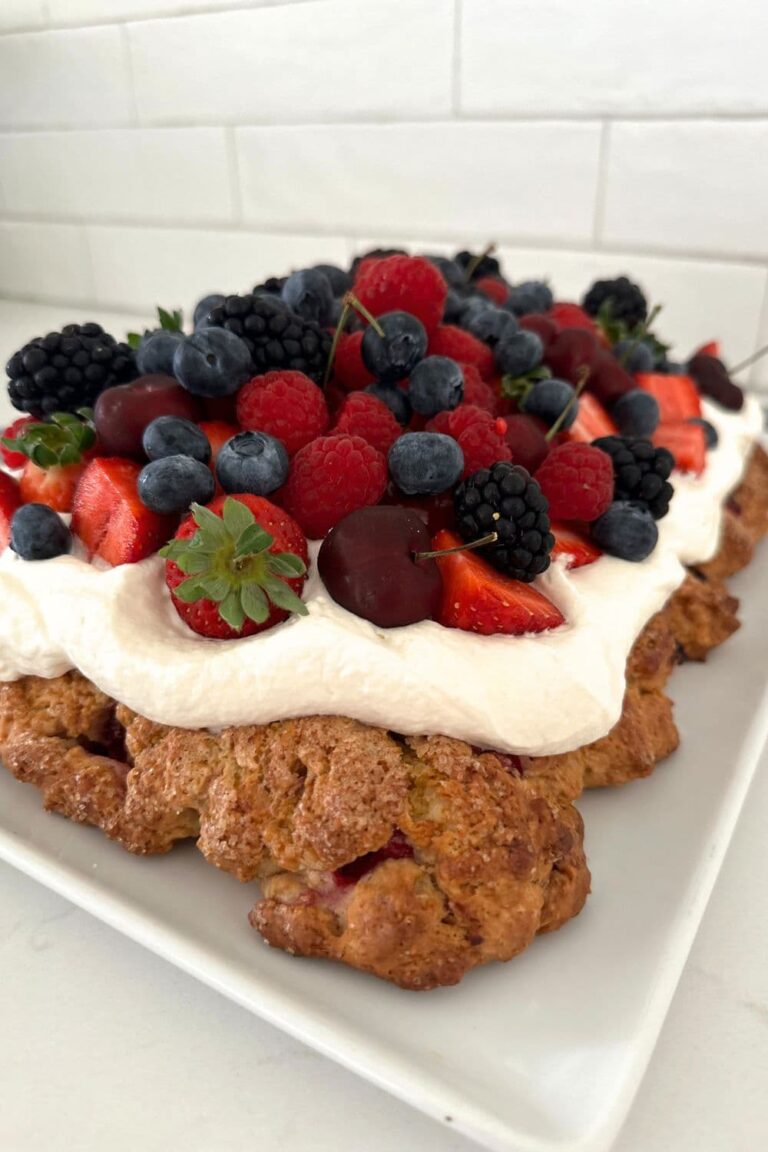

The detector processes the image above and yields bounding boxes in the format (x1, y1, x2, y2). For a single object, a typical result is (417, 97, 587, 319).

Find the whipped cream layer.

(0, 397, 761, 756)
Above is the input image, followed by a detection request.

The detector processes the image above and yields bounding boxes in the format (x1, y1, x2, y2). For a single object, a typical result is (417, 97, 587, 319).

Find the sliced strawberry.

(72, 458, 176, 566)
(1, 416, 35, 469)
(636, 372, 702, 422)
(0, 472, 22, 550)
(432, 529, 565, 636)
(551, 522, 602, 569)
(653, 422, 706, 475)
(566, 393, 617, 442)
(19, 460, 84, 513)
(198, 420, 238, 496)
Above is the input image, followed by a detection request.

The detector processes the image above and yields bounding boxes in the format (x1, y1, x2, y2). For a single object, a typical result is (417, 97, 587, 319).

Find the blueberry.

(389, 432, 464, 495)
(281, 268, 334, 326)
(365, 383, 411, 425)
(591, 501, 658, 561)
(613, 338, 655, 374)
(142, 415, 211, 464)
(193, 293, 225, 329)
(10, 503, 71, 561)
(443, 288, 470, 324)
(426, 255, 465, 289)
(613, 389, 660, 437)
(138, 455, 215, 514)
(522, 378, 576, 429)
(361, 311, 428, 383)
(507, 281, 553, 317)
(136, 329, 185, 376)
(494, 329, 543, 377)
(409, 356, 464, 417)
(173, 328, 252, 397)
(688, 416, 719, 449)
(216, 431, 289, 496)
(312, 263, 352, 297)
(465, 306, 518, 348)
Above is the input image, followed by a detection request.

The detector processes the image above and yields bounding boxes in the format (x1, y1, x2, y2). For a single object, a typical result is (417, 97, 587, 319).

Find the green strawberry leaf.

(222, 495, 254, 539)
(267, 552, 307, 578)
(2, 409, 95, 468)
(157, 306, 183, 332)
(233, 523, 274, 559)
(240, 582, 270, 624)
(127, 331, 142, 350)
(261, 576, 309, 616)
(219, 589, 246, 631)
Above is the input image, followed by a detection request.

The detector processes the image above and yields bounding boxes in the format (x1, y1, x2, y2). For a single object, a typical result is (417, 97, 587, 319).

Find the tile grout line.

(591, 119, 612, 246)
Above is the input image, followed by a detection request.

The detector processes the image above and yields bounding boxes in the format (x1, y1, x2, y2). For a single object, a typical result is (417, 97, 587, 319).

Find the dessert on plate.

(0, 254, 765, 990)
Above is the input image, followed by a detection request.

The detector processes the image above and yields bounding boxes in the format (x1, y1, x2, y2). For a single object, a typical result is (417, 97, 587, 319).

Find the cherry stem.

(728, 341, 768, 376)
(544, 365, 591, 443)
(345, 291, 385, 337)
(463, 242, 497, 284)
(414, 531, 498, 562)
(323, 296, 353, 387)
(616, 303, 662, 368)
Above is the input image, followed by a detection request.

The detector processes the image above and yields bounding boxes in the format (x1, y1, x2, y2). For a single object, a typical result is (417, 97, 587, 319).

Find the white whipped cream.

(0, 397, 761, 755)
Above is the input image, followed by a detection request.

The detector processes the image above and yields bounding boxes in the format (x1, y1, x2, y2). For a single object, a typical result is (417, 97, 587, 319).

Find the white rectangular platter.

(0, 547, 766, 1152)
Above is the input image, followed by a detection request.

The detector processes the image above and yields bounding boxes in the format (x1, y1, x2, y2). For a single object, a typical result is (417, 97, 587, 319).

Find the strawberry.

(1, 416, 35, 469)
(551, 522, 602, 569)
(565, 393, 617, 442)
(0, 472, 22, 550)
(162, 494, 308, 639)
(432, 529, 565, 636)
(636, 372, 702, 422)
(72, 457, 176, 566)
(19, 460, 84, 513)
(652, 422, 706, 475)
(198, 420, 238, 495)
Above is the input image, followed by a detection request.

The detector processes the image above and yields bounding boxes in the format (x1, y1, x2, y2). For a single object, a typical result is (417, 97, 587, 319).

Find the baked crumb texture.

(0, 445, 766, 989)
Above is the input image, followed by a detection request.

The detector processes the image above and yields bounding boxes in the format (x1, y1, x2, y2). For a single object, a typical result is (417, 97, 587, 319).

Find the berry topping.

(353, 254, 447, 334)
(688, 416, 719, 449)
(72, 457, 175, 566)
(459, 362, 497, 413)
(206, 293, 332, 384)
(544, 327, 600, 385)
(172, 328, 251, 398)
(474, 276, 510, 307)
(427, 403, 511, 477)
(312, 262, 352, 297)
(503, 413, 550, 474)
(236, 369, 329, 457)
(454, 461, 554, 581)
(10, 503, 72, 561)
(612, 389, 660, 438)
(507, 280, 553, 317)
(2, 408, 95, 469)
(318, 506, 442, 628)
(428, 325, 495, 380)
(591, 501, 658, 562)
(519, 314, 559, 351)
(331, 392, 401, 456)
(365, 382, 411, 425)
(546, 303, 597, 332)
(612, 338, 655, 374)
(193, 293, 225, 329)
(588, 350, 635, 407)
(1, 415, 35, 469)
(566, 393, 617, 443)
(635, 372, 701, 422)
(161, 495, 308, 639)
(281, 434, 388, 539)
(521, 378, 577, 430)
(465, 305, 517, 348)
(494, 329, 544, 378)
(142, 415, 211, 464)
(132, 307, 185, 377)
(535, 442, 614, 522)
(455, 248, 501, 281)
(582, 276, 648, 329)
(388, 431, 464, 495)
(432, 529, 564, 636)
(0, 472, 22, 550)
(360, 311, 428, 383)
(281, 268, 334, 326)
(408, 355, 464, 416)
(652, 422, 706, 476)
(19, 460, 84, 514)
(94, 374, 201, 458)
(215, 431, 289, 496)
(593, 436, 674, 520)
(687, 353, 744, 412)
(550, 523, 602, 569)
(332, 330, 374, 392)
(138, 455, 215, 515)
(6, 322, 136, 417)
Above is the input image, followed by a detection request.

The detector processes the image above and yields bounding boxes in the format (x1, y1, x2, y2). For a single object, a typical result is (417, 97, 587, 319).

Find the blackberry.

(593, 435, 674, 520)
(205, 294, 332, 385)
(6, 323, 136, 417)
(454, 249, 501, 281)
(454, 461, 554, 582)
(582, 276, 648, 329)
(253, 275, 286, 298)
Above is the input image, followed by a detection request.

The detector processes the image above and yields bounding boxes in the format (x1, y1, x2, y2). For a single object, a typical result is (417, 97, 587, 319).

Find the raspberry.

(281, 434, 388, 538)
(331, 392, 401, 455)
(427, 405, 511, 477)
(475, 276, 509, 306)
(332, 330, 374, 393)
(428, 325, 494, 380)
(426, 403, 498, 439)
(459, 362, 497, 413)
(354, 255, 447, 334)
(236, 370, 329, 457)
(534, 442, 614, 522)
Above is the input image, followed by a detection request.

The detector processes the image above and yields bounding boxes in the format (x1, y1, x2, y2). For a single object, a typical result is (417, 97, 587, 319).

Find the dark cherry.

(588, 350, 635, 407)
(544, 327, 600, 384)
(503, 413, 550, 473)
(94, 374, 202, 458)
(687, 353, 744, 412)
(318, 506, 442, 628)
(381, 482, 456, 535)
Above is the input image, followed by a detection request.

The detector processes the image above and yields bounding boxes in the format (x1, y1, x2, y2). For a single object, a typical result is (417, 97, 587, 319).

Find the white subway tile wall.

(0, 0, 766, 386)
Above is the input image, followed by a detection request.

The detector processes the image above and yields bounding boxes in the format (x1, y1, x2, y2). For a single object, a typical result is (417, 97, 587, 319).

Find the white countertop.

(0, 299, 766, 1152)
